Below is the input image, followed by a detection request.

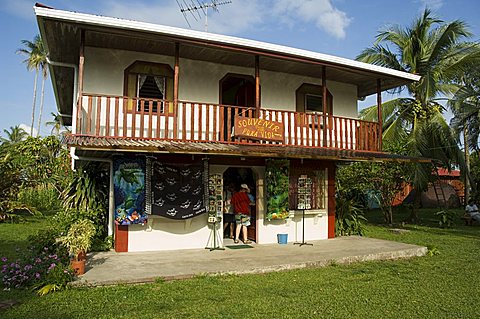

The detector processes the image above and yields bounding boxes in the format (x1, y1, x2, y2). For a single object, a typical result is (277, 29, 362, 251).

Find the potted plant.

(59, 219, 96, 275)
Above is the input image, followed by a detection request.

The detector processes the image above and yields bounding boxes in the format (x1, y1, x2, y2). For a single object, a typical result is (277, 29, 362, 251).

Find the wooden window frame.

(123, 61, 174, 114)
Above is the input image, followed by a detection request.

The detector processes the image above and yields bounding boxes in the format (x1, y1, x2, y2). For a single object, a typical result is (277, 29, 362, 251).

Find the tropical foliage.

(265, 159, 290, 220)
(356, 9, 480, 219)
(335, 197, 367, 236)
(0, 136, 70, 221)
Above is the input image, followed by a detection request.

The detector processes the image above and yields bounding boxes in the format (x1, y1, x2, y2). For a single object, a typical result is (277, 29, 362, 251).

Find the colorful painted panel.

(265, 159, 290, 220)
(151, 161, 206, 219)
(113, 157, 147, 225)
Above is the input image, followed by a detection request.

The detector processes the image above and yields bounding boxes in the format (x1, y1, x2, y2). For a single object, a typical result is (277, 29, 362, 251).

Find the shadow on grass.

(365, 207, 479, 242)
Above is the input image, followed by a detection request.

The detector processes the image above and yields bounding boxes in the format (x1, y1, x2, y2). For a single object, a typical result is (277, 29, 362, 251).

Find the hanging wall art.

(265, 159, 290, 220)
(150, 161, 206, 219)
(113, 156, 148, 225)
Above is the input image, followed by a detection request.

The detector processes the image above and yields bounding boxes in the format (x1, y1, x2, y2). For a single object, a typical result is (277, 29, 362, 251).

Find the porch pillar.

(327, 163, 336, 239)
(108, 160, 114, 237)
(255, 55, 261, 115)
(322, 66, 327, 147)
(377, 79, 383, 151)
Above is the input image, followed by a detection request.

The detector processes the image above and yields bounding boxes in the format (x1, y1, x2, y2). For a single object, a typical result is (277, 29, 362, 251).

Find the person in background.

(465, 199, 480, 222)
(223, 183, 236, 239)
(231, 184, 254, 244)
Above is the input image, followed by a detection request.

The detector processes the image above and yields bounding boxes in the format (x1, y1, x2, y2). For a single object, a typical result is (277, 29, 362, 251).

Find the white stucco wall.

(83, 47, 359, 116)
(128, 214, 213, 252)
(127, 163, 328, 252)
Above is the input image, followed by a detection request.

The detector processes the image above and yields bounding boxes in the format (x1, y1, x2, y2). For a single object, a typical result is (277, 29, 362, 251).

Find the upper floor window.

(296, 83, 333, 114)
(124, 61, 174, 113)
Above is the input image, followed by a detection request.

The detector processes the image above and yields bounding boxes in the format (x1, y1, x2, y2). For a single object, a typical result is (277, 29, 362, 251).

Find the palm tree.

(0, 126, 29, 145)
(46, 112, 70, 135)
(356, 9, 480, 220)
(17, 35, 48, 137)
(449, 68, 480, 200)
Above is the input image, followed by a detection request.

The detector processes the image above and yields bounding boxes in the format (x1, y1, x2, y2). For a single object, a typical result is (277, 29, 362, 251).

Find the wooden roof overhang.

(35, 5, 420, 126)
(63, 135, 431, 163)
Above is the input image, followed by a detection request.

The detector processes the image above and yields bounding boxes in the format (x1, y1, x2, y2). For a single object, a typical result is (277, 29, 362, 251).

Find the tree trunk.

(407, 189, 422, 222)
(388, 205, 393, 225)
(37, 74, 46, 137)
(464, 127, 470, 205)
(30, 69, 39, 136)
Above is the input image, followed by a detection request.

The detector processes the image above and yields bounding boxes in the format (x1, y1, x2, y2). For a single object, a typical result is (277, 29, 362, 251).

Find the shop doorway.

(223, 167, 257, 242)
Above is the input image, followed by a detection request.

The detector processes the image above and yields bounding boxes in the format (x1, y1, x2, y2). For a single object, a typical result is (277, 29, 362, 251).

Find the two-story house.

(35, 4, 420, 252)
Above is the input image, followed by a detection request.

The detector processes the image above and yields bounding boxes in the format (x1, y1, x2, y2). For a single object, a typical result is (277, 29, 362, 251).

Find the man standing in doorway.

(231, 184, 254, 244)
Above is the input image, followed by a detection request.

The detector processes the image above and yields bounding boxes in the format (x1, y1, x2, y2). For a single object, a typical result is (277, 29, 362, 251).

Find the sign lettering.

(234, 116, 284, 142)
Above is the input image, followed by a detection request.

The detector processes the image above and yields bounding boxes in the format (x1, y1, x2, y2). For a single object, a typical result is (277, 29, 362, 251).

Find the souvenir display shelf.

(206, 174, 224, 251)
(293, 174, 314, 247)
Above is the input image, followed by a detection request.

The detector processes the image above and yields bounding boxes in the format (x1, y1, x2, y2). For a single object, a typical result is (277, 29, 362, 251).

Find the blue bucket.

(277, 234, 288, 244)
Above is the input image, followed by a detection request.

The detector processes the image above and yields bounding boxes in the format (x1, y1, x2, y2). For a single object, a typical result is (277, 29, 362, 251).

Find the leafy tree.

(0, 125, 28, 145)
(0, 135, 70, 220)
(337, 143, 412, 225)
(356, 9, 479, 220)
(17, 35, 48, 137)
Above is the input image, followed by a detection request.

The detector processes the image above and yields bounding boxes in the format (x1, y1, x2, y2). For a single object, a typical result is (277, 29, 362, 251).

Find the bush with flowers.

(0, 229, 74, 294)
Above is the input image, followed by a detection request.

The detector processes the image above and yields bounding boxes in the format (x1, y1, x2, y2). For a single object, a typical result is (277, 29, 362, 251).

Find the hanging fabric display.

(265, 159, 290, 220)
(150, 161, 206, 219)
(113, 156, 148, 225)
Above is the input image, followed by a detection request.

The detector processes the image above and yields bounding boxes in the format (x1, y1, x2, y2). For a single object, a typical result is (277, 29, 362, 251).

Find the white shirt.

(465, 204, 479, 216)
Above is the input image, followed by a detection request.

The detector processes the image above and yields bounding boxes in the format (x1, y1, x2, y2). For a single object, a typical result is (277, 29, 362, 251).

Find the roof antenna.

(176, 0, 232, 32)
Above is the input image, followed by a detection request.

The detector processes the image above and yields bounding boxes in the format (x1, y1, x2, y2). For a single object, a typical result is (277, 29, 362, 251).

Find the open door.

(223, 167, 257, 242)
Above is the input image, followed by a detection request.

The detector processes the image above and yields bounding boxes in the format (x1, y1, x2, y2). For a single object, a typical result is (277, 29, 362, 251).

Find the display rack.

(294, 175, 313, 247)
(206, 174, 225, 251)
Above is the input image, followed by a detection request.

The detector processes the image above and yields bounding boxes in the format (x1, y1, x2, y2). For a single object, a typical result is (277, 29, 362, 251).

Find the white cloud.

(100, 0, 263, 35)
(272, 0, 351, 39)
(19, 123, 37, 137)
(97, 0, 348, 38)
(0, 0, 35, 19)
(418, 0, 444, 11)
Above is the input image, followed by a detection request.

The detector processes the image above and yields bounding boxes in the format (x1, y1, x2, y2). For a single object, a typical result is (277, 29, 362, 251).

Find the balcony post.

(76, 29, 85, 134)
(377, 79, 382, 151)
(173, 42, 179, 138)
(174, 43, 179, 105)
(255, 55, 260, 115)
(322, 66, 327, 147)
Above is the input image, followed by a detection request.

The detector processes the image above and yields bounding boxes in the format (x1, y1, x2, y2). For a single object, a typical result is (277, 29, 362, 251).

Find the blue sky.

(0, 0, 479, 136)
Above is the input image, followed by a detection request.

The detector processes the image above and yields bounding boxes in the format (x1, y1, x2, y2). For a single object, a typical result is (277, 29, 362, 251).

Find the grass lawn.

(1, 209, 479, 318)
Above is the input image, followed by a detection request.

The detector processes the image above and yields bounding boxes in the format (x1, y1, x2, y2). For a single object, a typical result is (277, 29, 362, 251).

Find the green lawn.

(1, 209, 479, 318)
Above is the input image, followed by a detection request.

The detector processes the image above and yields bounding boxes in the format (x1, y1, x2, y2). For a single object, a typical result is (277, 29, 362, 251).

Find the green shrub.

(17, 186, 62, 214)
(335, 197, 367, 236)
(434, 210, 456, 228)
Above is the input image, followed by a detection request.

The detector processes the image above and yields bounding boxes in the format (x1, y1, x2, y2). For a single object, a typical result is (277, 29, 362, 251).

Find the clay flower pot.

(70, 259, 86, 276)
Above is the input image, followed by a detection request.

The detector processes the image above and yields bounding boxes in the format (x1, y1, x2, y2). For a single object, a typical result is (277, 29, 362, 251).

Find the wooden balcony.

(75, 94, 380, 152)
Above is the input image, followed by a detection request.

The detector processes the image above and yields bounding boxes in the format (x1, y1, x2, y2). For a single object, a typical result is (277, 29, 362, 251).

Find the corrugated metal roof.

(63, 135, 431, 163)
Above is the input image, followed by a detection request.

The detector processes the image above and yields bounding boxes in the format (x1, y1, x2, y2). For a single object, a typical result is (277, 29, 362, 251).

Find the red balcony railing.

(75, 94, 380, 151)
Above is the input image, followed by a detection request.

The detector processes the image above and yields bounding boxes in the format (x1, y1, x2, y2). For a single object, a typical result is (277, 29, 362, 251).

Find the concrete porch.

(74, 236, 427, 287)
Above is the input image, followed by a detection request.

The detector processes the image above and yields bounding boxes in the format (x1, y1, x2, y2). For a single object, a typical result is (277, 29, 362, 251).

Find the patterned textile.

(113, 157, 147, 225)
(150, 161, 206, 219)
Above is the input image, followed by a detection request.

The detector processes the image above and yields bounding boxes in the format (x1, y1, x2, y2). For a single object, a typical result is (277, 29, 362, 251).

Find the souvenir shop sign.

(113, 157, 148, 226)
(234, 116, 284, 142)
(150, 162, 206, 219)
